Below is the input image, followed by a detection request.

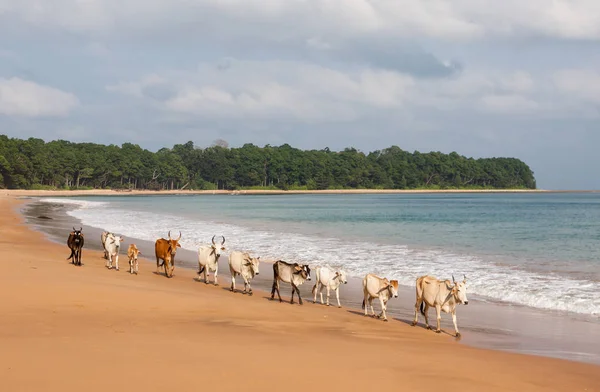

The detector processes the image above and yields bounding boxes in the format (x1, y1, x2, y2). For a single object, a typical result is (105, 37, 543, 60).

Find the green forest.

(0, 135, 536, 190)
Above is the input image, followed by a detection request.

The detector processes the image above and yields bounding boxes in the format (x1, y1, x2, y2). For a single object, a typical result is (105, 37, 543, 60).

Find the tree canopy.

(0, 136, 536, 190)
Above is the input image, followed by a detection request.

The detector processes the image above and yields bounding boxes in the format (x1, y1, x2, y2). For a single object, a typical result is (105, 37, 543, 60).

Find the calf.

(361, 273, 399, 321)
(197, 235, 226, 285)
(67, 227, 84, 266)
(411, 275, 469, 337)
(270, 260, 311, 305)
(127, 244, 141, 274)
(104, 233, 124, 270)
(312, 266, 348, 307)
(228, 251, 260, 295)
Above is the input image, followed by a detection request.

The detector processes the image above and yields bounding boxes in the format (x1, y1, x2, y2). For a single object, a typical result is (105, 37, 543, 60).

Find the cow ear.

(257, 256, 260, 260)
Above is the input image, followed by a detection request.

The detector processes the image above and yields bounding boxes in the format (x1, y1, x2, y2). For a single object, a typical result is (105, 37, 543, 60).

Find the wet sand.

(2, 195, 599, 392)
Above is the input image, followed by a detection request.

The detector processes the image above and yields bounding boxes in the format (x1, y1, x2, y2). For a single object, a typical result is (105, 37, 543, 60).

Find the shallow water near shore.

(20, 195, 600, 365)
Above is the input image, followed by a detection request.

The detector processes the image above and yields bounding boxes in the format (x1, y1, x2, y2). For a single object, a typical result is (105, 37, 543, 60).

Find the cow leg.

(378, 297, 388, 321)
(452, 310, 460, 338)
(115, 255, 119, 271)
(290, 284, 295, 304)
(296, 284, 303, 305)
(156, 257, 160, 273)
(423, 304, 431, 329)
(412, 298, 422, 326)
(213, 267, 219, 286)
(271, 280, 282, 302)
(312, 283, 318, 304)
(244, 276, 252, 295)
(325, 286, 331, 306)
(435, 305, 442, 333)
(230, 272, 236, 292)
(335, 287, 341, 308)
(369, 297, 375, 317)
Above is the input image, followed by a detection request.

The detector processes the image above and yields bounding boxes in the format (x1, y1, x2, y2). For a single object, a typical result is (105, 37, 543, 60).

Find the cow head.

(452, 275, 469, 305)
(210, 235, 226, 258)
(334, 270, 348, 284)
(167, 230, 182, 255)
(389, 280, 399, 298)
(243, 255, 260, 277)
(294, 264, 311, 281)
(71, 227, 83, 245)
(128, 244, 141, 260)
(109, 234, 124, 249)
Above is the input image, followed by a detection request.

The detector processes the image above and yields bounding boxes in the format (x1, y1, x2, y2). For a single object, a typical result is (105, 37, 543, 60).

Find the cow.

(127, 244, 141, 274)
(154, 231, 181, 278)
(361, 273, 399, 321)
(411, 275, 469, 337)
(67, 227, 84, 266)
(197, 235, 226, 285)
(103, 233, 124, 271)
(101, 231, 109, 259)
(228, 251, 260, 295)
(270, 260, 311, 305)
(311, 266, 348, 307)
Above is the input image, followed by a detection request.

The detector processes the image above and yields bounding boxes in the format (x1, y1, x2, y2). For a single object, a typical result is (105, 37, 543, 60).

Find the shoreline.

(5, 188, 599, 198)
(20, 197, 600, 366)
(1, 195, 599, 391)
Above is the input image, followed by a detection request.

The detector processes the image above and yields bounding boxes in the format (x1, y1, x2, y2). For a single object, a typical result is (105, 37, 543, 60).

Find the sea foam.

(47, 198, 600, 317)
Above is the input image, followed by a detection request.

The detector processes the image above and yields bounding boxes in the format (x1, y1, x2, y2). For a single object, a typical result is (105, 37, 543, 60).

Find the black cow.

(67, 227, 85, 266)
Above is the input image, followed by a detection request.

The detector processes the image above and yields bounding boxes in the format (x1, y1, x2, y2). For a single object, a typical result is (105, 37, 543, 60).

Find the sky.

(0, 1, 599, 190)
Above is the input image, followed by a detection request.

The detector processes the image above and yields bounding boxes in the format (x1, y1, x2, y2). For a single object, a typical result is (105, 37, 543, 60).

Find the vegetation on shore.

(0, 136, 536, 191)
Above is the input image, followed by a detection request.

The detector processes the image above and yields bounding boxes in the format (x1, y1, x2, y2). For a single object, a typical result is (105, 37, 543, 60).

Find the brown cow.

(67, 227, 84, 266)
(155, 231, 181, 278)
(127, 244, 141, 274)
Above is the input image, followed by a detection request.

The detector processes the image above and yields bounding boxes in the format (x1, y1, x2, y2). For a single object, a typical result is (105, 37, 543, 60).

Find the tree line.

(0, 135, 536, 190)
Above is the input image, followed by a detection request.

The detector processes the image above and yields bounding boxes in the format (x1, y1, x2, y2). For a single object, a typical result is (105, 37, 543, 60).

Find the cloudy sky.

(1, 1, 599, 189)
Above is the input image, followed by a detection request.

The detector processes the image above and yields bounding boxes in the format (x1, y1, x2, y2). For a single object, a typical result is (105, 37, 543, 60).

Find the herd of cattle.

(66, 227, 470, 337)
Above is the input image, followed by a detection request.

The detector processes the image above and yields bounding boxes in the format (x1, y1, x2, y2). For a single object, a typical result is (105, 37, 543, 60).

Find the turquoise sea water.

(41, 193, 600, 316)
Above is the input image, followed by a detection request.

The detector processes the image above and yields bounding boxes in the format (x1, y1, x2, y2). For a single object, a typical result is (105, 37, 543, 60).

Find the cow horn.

(211, 235, 216, 245)
(73, 227, 76, 231)
(221, 235, 226, 245)
(463, 274, 467, 282)
(452, 274, 456, 283)
(176, 231, 181, 241)
(168, 230, 171, 240)
(80, 227, 82, 231)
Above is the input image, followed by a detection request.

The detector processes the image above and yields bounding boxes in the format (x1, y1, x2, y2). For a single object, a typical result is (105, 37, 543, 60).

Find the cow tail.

(272, 262, 279, 280)
(198, 265, 205, 275)
(361, 299, 365, 310)
(311, 284, 316, 295)
(419, 301, 426, 316)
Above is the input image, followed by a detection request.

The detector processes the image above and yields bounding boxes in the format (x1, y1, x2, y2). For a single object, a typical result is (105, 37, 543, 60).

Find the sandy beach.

(1, 194, 599, 391)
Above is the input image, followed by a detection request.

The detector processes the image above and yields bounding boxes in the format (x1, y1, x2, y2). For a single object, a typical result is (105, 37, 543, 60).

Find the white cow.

(197, 235, 226, 285)
(228, 251, 260, 295)
(361, 273, 399, 321)
(411, 275, 469, 337)
(104, 233, 124, 271)
(311, 266, 348, 307)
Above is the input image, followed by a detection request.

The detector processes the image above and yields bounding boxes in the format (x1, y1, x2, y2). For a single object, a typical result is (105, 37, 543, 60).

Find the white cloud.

(106, 74, 166, 98)
(0, 77, 79, 117)
(554, 69, 600, 103)
(110, 60, 415, 121)
(480, 94, 540, 114)
(1, 0, 599, 41)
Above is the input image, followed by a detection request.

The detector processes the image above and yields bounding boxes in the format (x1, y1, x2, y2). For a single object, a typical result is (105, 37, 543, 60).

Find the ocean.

(39, 193, 600, 318)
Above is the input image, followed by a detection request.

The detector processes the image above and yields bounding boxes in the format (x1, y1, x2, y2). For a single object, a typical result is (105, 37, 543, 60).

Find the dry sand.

(1, 195, 599, 391)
